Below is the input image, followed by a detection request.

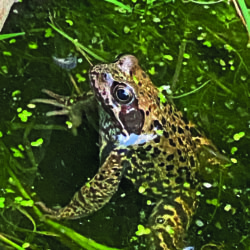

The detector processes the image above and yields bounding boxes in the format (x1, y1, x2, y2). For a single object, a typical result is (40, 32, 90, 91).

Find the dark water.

(0, 0, 249, 249)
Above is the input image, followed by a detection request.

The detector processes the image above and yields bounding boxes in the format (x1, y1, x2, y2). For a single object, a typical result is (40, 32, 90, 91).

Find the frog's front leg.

(37, 148, 127, 219)
(31, 89, 98, 133)
(147, 195, 196, 250)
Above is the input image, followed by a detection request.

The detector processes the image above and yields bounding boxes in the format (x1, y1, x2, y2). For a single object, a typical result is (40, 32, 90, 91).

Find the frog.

(33, 55, 227, 249)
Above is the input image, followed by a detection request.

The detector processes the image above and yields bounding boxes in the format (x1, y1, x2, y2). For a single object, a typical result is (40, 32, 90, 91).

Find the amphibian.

(34, 55, 226, 249)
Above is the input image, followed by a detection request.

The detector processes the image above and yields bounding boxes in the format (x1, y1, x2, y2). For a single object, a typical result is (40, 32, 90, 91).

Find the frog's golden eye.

(113, 84, 134, 104)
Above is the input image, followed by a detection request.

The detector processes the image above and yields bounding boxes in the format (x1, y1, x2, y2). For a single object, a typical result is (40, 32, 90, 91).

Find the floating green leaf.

(31, 138, 44, 147)
(135, 224, 151, 236)
(233, 132, 245, 141)
(18, 110, 32, 122)
(163, 54, 173, 61)
(0, 197, 5, 208)
(28, 42, 38, 49)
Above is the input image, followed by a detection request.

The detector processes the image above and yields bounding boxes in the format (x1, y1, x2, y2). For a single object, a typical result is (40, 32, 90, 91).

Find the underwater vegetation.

(0, 0, 249, 249)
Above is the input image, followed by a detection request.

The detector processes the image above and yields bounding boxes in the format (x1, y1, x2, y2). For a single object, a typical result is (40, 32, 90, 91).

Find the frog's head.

(89, 55, 160, 136)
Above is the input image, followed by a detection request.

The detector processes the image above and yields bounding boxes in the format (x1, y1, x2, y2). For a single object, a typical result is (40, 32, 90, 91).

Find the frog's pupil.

(156, 217, 165, 224)
(117, 88, 129, 101)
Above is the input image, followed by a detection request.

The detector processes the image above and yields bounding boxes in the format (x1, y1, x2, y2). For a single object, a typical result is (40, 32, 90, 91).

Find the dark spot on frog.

(169, 105, 172, 114)
(153, 137, 160, 143)
(163, 179, 170, 186)
(179, 156, 186, 162)
(97, 174, 105, 181)
(174, 112, 180, 118)
(195, 138, 201, 143)
(178, 126, 184, 134)
(166, 154, 174, 161)
(163, 131, 169, 138)
(171, 124, 176, 133)
(166, 165, 174, 171)
(146, 110, 150, 116)
(158, 162, 165, 167)
(190, 156, 195, 167)
(166, 172, 176, 178)
(157, 97, 161, 105)
(161, 117, 166, 125)
(178, 137, 184, 146)
(115, 171, 121, 177)
(154, 120, 163, 130)
(131, 156, 139, 167)
(169, 139, 176, 147)
(152, 147, 161, 157)
(145, 145, 152, 151)
(177, 149, 182, 156)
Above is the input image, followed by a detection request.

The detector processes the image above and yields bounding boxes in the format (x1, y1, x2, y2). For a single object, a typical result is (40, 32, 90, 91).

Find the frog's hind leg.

(146, 197, 196, 250)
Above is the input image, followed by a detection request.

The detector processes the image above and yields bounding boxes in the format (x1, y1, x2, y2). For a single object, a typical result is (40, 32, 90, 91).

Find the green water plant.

(0, 32, 25, 41)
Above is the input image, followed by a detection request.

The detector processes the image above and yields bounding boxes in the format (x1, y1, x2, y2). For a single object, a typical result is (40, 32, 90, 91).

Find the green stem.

(171, 40, 186, 91)
(183, 0, 225, 4)
(47, 22, 106, 62)
(104, 0, 132, 12)
(0, 32, 25, 41)
(237, 0, 250, 36)
(172, 80, 211, 99)
(0, 234, 25, 250)
(45, 219, 121, 250)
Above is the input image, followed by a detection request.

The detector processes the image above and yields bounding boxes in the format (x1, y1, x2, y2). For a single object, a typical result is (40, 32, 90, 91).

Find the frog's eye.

(113, 84, 134, 104)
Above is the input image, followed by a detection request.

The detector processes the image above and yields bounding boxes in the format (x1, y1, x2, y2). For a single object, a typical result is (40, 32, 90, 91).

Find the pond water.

(0, 0, 249, 249)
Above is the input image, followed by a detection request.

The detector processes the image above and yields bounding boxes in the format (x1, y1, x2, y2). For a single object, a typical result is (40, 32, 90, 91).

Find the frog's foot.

(35, 201, 63, 220)
(31, 89, 97, 133)
(31, 89, 74, 117)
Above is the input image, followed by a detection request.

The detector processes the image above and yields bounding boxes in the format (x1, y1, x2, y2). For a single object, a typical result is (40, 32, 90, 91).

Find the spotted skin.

(36, 55, 226, 249)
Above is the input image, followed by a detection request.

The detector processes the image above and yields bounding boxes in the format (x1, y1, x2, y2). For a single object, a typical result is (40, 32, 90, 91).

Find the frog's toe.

(36, 201, 61, 215)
